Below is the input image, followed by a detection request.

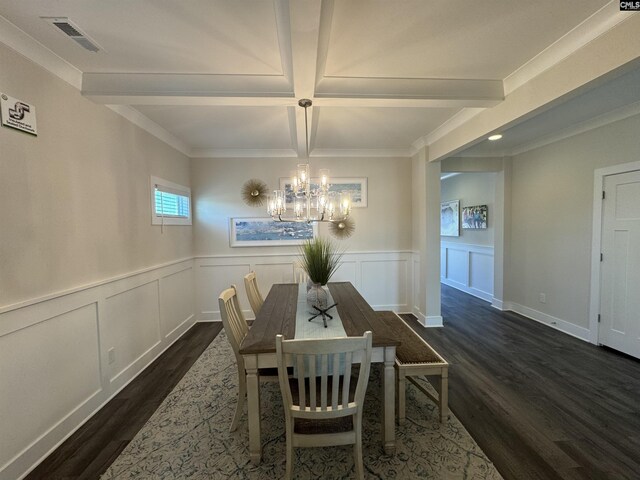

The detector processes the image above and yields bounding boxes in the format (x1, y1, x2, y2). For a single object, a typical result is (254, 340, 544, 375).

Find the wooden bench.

(378, 311, 449, 423)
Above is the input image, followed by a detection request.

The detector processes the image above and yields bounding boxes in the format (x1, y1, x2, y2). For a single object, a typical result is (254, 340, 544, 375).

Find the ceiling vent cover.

(41, 17, 102, 53)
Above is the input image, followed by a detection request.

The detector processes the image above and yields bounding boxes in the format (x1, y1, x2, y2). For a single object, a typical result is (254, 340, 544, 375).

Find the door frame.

(588, 160, 640, 345)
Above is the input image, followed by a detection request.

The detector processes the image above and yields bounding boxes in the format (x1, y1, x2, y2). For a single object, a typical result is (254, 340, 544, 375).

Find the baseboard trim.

(491, 298, 505, 310)
(441, 278, 493, 303)
(505, 302, 590, 342)
(9, 317, 198, 480)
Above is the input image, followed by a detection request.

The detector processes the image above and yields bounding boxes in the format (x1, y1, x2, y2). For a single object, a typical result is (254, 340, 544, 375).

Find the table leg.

(245, 355, 262, 464)
(382, 346, 396, 455)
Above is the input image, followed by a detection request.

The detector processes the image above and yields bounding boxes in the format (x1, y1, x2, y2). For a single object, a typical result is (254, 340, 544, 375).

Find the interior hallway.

(402, 285, 640, 480)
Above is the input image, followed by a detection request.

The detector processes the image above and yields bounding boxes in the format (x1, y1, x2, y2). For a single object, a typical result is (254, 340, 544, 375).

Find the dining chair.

(243, 271, 264, 317)
(218, 285, 278, 432)
(275, 331, 373, 480)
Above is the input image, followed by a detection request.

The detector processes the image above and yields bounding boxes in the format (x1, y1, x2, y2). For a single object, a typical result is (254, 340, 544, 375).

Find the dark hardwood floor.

(25, 287, 640, 479)
(402, 285, 640, 480)
(26, 323, 221, 480)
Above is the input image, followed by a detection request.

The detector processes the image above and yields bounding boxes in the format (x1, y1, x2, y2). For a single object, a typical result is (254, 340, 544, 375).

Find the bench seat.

(378, 311, 449, 423)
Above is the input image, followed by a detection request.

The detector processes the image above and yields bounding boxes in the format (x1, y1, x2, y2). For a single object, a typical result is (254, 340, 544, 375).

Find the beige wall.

(0, 43, 192, 307)
(441, 172, 496, 246)
(191, 156, 412, 256)
(507, 112, 640, 328)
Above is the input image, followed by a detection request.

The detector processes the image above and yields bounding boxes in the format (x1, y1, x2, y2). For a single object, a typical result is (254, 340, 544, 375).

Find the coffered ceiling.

(0, 0, 630, 159)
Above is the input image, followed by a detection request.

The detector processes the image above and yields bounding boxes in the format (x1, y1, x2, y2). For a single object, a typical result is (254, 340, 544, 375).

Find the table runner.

(293, 283, 347, 377)
(294, 283, 347, 339)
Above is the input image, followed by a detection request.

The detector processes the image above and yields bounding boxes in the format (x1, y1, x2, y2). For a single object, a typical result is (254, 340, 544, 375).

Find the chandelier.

(266, 99, 352, 223)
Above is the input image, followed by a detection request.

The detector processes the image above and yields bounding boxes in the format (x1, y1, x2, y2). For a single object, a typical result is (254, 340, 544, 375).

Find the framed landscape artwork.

(229, 217, 317, 247)
(279, 177, 368, 207)
(462, 205, 488, 229)
(440, 200, 460, 237)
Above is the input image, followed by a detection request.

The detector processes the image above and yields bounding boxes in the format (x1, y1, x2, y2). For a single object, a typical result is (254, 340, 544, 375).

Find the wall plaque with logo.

(1, 93, 37, 136)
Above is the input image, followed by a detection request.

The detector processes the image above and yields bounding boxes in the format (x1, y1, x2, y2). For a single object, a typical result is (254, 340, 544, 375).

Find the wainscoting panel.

(0, 303, 101, 474)
(441, 242, 494, 302)
(195, 251, 413, 321)
(160, 266, 195, 339)
(445, 247, 469, 287)
(196, 263, 252, 320)
(104, 281, 161, 384)
(0, 258, 196, 480)
(470, 251, 494, 296)
(360, 260, 408, 309)
(253, 262, 296, 296)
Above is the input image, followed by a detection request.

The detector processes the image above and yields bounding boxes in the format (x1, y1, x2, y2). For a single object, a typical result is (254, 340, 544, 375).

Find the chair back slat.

(244, 271, 264, 317)
(309, 357, 317, 410)
(342, 352, 352, 407)
(320, 354, 328, 409)
(218, 285, 249, 363)
(296, 354, 306, 408)
(331, 353, 340, 409)
(276, 333, 373, 419)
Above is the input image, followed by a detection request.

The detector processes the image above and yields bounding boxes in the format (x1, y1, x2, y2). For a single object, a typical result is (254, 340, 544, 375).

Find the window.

(151, 176, 192, 226)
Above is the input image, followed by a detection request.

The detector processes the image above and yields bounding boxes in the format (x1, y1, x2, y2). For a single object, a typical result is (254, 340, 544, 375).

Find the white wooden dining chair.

(218, 285, 278, 432)
(243, 271, 264, 317)
(275, 331, 373, 480)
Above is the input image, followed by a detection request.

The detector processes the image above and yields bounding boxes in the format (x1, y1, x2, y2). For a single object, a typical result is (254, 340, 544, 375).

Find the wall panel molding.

(441, 242, 494, 302)
(0, 259, 196, 480)
(195, 251, 414, 321)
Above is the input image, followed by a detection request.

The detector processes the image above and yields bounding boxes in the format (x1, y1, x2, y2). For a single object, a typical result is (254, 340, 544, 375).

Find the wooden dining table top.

(239, 282, 401, 355)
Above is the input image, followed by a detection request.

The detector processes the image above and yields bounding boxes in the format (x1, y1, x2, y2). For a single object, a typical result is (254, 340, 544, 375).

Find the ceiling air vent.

(41, 17, 102, 53)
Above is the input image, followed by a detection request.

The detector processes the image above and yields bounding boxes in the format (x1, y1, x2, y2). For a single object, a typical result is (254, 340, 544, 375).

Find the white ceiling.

(458, 65, 640, 157)
(0, 0, 624, 158)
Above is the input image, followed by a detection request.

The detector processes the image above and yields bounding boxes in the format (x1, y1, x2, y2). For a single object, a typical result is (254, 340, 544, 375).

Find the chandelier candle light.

(267, 99, 352, 224)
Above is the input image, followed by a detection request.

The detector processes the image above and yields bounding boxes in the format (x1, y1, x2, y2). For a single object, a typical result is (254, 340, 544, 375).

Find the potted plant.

(299, 237, 344, 309)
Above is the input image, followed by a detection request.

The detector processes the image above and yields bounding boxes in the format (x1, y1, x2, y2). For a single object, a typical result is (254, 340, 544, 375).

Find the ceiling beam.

(315, 77, 503, 107)
(82, 73, 293, 101)
(288, 0, 322, 157)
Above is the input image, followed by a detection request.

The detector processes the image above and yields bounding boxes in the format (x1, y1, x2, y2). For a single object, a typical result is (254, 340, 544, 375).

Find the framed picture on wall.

(462, 205, 488, 229)
(440, 200, 460, 237)
(279, 177, 368, 207)
(229, 217, 318, 247)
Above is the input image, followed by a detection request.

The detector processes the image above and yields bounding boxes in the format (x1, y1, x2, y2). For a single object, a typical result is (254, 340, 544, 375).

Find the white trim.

(310, 148, 413, 158)
(440, 242, 494, 301)
(9, 319, 197, 480)
(422, 315, 443, 328)
(190, 148, 297, 158)
(0, 14, 82, 90)
(588, 161, 640, 345)
(1, 259, 196, 480)
(194, 250, 415, 260)
(0, 257, 194, 315)
(441, 278, 493, 303)
(491, 298, 505, 310)
(422, 108, 486, 146)
(151, 176, 192, 226)
(506, 301, 591, 342)
(107, 105, 191, 156)
(503, 3, 636, 95)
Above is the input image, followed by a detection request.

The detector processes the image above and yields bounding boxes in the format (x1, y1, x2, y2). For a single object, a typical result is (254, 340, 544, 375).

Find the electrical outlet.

(539, 293, 546, 304)
(108, 347, 116, 364)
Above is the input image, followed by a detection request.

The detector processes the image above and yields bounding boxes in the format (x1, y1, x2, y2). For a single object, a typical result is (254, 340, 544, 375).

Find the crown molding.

(190, 148, 298, 158)
(0, 14, 82, 89)
(504, 2, 636, 95)
(106, 105, 192, 156)
(420, 108, 485, 147)
(310, 148, 412, 158)
(511, 100, 640, 156)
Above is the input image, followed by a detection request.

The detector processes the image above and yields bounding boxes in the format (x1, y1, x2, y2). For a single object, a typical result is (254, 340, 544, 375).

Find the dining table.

(239, 281, 400, 464)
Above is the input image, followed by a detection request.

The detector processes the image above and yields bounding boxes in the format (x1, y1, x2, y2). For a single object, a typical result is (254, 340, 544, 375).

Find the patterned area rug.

(102, 332, 502, 479)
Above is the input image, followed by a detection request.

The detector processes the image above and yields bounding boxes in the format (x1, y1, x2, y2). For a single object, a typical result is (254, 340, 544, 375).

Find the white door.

(600, 170, 640, 358)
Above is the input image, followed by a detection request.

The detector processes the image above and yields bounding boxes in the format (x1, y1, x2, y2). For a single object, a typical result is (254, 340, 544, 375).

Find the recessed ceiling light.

(488, 134, 503, 141)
